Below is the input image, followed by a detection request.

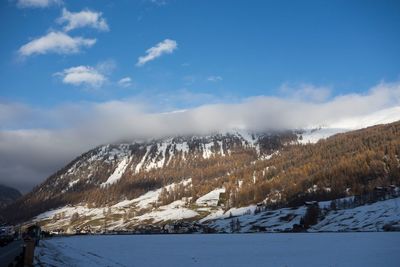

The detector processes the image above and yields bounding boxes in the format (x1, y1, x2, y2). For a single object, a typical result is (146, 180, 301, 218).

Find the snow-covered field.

(35, 233, 400, 267)
(206, 197, 400, 233)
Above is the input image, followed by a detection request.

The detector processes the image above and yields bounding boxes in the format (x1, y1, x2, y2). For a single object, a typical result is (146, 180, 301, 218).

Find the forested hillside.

(226, 122, 400, 208)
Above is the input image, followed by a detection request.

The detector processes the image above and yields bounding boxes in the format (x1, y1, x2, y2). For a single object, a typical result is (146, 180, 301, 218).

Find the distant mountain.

(0, 185, 21, 208)
(1, 111, 400, 233)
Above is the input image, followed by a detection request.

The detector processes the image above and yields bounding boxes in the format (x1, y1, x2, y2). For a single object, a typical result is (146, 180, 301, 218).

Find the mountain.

(1, 113, 400, 233)
(0, 185, 21, 208)
(2, 130, 299, 222)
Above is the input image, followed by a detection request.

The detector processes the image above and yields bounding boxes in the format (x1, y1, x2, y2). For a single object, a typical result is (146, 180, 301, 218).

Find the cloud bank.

(136, 39, 177, 66)
(1, 82, 400, 192)
(18, 31, 96, 57)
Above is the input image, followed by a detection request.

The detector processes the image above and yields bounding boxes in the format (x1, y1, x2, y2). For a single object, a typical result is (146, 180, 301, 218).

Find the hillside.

(1, 120, 399, 233)
(0, 184, 21, 209)
(2, 131, 298, 223)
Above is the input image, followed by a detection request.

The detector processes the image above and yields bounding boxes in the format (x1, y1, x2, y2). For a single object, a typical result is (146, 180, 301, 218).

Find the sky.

(1, 0, 400, 192)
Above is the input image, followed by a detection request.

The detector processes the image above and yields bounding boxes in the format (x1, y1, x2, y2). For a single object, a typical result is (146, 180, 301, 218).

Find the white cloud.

(18, 31, 96, 57)
(207, 76, 223, 82)
(55, 65, 106, 88)
(1, 82, 400, 192)
(16, 0, 62, 8)
(118, 77, 133, 88)
(136, 39, 177, 66)
(57, 8, 109, 32)
(95, 60, 116, 75)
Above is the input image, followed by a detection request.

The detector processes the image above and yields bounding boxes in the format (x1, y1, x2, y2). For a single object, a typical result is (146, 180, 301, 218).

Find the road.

(0, 240, 23, 267)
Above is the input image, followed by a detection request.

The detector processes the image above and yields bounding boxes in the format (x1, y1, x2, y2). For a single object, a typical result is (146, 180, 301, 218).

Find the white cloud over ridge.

(18, 31, 96, 57)
(57, 8, 109, 32)
(137, 39, 177, 66)
(1, 82, 400, 192)
(17, 0, 61, 8)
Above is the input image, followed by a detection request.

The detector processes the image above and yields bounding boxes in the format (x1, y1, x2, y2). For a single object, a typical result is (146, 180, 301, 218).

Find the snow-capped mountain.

(35, 130, 296, 197)
(1, 109, 400, 233)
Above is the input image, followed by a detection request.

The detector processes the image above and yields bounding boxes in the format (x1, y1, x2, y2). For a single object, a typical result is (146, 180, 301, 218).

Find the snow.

(299, 128, 347, 144)
(299, 106, 400, 144)
(34, 192, 400, 234)
(196, 188, 225, 206)
(109, 178, 192, 211)
(330, 106, 400, 130)
(175, 142, 189, 160)
(61, 179, 81, 193)
(89, 144, 131, 164)
(135, 200, 199, 223)
(199, 209, 225, 223)
(220, 205, 256, 219)
(217, 140, 224, 156)
(202, 142, 214, 159)
(209, 206, 307, 233)
(206, 197, 400, 233)
(32, 176, 400, 234)
(112, 199, 135, 209)
(33, 179, 194, 231)
(135, 146, 150, 173)
(33, 204, 105, 227)
(235, 130, 260, 154)
(36, 233, 400, 267)
(100, 157, 130, 187)
(134, 139, 193, 172)
(145, 141, 170, 171)
(312, 197, 400, 232)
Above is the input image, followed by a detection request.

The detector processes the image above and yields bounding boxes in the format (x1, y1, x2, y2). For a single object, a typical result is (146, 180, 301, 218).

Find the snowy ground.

(32, 190, 400, 233)
(35, 233, 400, 267)
(204, 197, 400, 233)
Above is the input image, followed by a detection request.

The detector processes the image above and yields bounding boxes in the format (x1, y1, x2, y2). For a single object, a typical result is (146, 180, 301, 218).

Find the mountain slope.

(2, 131, 297, 223)
(1, 120, 400, 233)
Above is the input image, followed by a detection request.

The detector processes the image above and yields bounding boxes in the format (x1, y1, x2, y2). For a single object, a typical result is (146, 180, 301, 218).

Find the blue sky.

(1, 0, 400, 109)
(1, 0, 400, 191)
